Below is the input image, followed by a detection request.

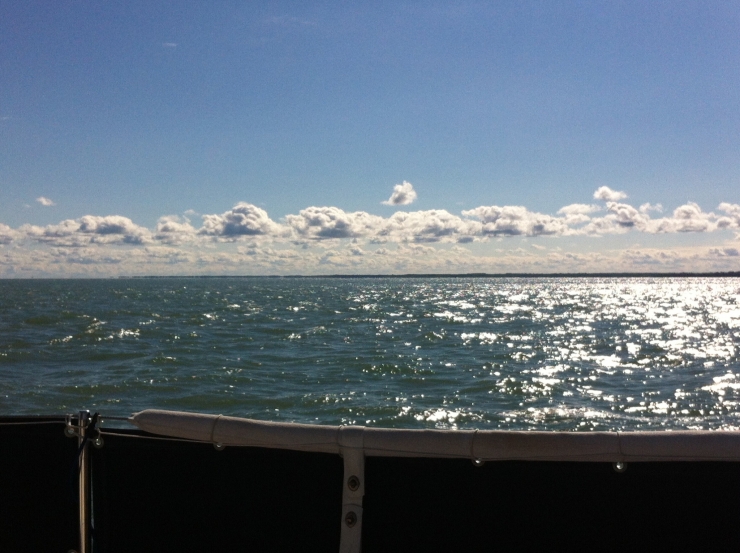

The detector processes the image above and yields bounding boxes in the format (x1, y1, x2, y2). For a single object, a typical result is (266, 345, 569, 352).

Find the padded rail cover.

(4, 413, 740, 552)
(131, 409, 740, 462)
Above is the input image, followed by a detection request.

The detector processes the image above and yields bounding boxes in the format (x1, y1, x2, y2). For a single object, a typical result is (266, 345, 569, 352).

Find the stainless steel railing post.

(78, 410, 91, 553)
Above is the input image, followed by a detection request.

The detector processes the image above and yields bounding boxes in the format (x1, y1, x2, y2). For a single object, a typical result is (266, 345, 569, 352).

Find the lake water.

(1, 277, 739, 431)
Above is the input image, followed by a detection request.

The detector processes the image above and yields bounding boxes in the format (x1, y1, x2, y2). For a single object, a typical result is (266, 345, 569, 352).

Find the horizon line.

(2, 271, 740, 280)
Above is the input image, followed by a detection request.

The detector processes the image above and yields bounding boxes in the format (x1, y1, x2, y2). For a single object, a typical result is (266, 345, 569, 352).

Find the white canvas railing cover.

(130, 409, 740, 463)
(129, 409, 740, 553)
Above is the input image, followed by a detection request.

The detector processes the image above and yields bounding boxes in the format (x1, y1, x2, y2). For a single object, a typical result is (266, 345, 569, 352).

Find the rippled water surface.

(1, 277, 739, 430)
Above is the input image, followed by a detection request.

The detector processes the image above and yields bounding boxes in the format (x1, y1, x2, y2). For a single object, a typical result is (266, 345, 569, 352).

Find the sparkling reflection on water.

(0, 277, 739, 430)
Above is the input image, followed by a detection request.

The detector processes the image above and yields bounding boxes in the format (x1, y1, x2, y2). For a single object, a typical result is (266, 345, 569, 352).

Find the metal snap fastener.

(613, 461, 627, 473)
(347, 475, 360, 491)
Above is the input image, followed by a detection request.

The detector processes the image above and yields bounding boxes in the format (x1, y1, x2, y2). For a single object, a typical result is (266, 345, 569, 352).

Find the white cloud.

(155, 216, 197, 244)
(399, 243, 437, 256)
(593, 186, 627, 202)
(557, 203, 600, 216)
(578, 201, 724, 236)
(580, 202, 649, 235)
(36, 196, 55, 206)
(606, 202, 649, 229)
(78, 215, 144, 236)
(639, 203, 663, 214)
(718, 203, 740, 229)
(0, 223, 17, 244)
(647, 202, 715, 233)
(286, 206, 384, 240)
(462, 205, 570, 237)
(556, 204, 600, 226)
(380, 209, 480, 243)
(162, 42, 177, 48)
(3, 188, 740, 277)
(199, 203, 286, 239)
(22, 215, 151, 246)
(50, 247, 124, 265)
(382, 181, 418, 206)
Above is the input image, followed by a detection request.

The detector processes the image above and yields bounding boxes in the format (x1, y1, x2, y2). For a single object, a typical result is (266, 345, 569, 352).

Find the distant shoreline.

(2, 272, 739, 280)
(115, 272, 740, 279)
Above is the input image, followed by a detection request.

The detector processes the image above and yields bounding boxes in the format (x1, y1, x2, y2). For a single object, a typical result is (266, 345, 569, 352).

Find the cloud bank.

(2, 187, 739, 276)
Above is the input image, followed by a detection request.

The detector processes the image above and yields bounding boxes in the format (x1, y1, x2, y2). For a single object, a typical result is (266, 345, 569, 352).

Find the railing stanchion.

(78, 411, 91, 553)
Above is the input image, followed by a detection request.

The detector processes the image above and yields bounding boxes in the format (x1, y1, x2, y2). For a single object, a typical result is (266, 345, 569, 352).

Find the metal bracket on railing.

(66, 412, 103, 448)
(64, 413, 80, 439)
(338, 426, 365, 553)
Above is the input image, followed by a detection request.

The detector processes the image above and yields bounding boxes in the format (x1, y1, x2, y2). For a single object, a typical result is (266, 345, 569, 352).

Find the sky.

(1, 0, 739, 276)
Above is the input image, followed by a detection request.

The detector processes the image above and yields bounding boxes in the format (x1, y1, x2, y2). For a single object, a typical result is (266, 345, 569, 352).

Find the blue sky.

(1, 1, 739, 276)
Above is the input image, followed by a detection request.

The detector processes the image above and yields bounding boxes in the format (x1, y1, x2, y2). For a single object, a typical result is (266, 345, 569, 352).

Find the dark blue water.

(1, 277, 739, 430)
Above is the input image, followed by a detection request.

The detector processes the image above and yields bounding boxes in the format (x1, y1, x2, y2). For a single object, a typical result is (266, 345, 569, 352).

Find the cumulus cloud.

(286, 206, 384, 240)
(462, 205, 570, 237)
(78, 216, 144, 236)
(0, 223, 17, 244)
(580, 202, 650, 235)
(36, 197, 55, 206)
(199, 203, 286, 239)
(155, 216, 197, 244)
(382, 181, 417, 206)
(648, 203, 715, 233)
(594, 186, 627, 202)
(380, 209, 480, 243)
(23, 215, 151, 246)
(557, 204, 600, 226)
(606, 202, 649, 229)
(718, 203, 740, 229)
(579, 201, 722, 235)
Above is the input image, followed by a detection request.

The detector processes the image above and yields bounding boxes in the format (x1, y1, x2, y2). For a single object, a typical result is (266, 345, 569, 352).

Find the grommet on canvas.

(213, 442, 225, 451)
(345, 511, 357, 527)
(613, 461, 627, 473)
